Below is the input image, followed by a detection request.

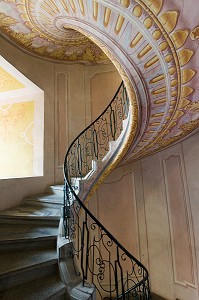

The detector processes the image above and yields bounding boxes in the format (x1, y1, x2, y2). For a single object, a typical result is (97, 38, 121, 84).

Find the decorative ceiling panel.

(0, 0, 198, 160)
(0, 0, 109, 64)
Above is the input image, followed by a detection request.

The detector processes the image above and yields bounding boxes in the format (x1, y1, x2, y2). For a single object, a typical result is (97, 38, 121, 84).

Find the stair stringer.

(69, 114, 132, 204)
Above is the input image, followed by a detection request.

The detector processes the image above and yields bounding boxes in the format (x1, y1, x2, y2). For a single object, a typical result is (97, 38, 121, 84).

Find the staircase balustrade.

(64, 82, 151, 300)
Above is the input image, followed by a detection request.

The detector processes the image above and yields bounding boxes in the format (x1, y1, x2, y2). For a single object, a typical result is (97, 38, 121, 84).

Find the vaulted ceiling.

(0, 0, 199, 161)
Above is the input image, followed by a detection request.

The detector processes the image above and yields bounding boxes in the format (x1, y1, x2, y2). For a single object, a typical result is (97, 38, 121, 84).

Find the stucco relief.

(0, 0, 198, 161)
(0, 1, 109, 64)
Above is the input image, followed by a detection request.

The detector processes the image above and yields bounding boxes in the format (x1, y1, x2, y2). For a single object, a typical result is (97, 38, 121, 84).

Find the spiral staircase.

(0, 82, 170, 300)
(63, 82, 151, 300)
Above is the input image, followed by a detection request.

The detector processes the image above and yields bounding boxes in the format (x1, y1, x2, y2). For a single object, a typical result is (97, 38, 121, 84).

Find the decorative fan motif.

(0, 1, 109, 64)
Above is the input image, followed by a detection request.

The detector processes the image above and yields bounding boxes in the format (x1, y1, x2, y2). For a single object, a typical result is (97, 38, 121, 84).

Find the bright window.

(0, 56, 44, 179)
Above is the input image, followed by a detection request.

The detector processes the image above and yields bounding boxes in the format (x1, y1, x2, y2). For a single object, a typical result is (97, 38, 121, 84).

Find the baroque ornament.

(0, 0, 198, 162)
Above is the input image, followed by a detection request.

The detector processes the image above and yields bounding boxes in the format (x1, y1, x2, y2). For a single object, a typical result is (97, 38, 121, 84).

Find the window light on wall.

(0, 56, 44, 179)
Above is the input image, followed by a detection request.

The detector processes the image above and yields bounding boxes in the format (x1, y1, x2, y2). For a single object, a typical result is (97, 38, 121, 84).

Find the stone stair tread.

(50, 185, 64, 190)
(0, 204, 61, 219)
(0, 249, 57, 277)
(0, 223, 58, 242)
(23, 199, 63, 209)
(47, 185, 64, 196)
(25, 193, 63, 204)
(0, 274, 66, 300)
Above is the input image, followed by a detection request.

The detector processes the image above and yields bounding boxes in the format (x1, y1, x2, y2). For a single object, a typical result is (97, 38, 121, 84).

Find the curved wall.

(89, 130, 199, 300)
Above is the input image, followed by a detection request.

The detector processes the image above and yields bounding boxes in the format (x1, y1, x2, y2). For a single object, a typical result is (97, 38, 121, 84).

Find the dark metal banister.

(63, 81, 151, 300)
(65, 177, 148, 276)
(65, 181, 149, 297)
(65, 81, 124, 161)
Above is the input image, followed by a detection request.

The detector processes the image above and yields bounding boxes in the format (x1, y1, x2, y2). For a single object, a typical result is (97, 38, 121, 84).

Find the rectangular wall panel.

(163, 154, 195, 287)
(57, 73, 67, 167)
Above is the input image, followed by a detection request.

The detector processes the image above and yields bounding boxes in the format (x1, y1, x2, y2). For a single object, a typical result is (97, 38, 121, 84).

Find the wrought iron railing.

(64, 82, 151, 299)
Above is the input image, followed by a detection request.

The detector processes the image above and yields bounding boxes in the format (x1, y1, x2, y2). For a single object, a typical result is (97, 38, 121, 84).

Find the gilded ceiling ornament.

(190, 26, 199, 40)
(118, 0, 198, 161)
(0, 0, 198, 160)
(0, 2, 109, 64)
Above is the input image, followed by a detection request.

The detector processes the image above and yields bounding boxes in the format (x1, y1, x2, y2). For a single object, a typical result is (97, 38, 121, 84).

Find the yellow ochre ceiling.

(0, 0, 199, 160)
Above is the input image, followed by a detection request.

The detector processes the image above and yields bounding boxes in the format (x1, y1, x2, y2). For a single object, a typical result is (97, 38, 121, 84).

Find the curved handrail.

(64, 82, 151, 299)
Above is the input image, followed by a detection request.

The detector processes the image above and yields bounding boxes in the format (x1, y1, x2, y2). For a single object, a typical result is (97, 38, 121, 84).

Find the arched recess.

(0, 56, 44, 179)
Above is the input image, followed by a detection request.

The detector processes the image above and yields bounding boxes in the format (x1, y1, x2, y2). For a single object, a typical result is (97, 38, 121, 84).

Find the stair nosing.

(0, 257, 58, 278)
(0, 235, 57, 244)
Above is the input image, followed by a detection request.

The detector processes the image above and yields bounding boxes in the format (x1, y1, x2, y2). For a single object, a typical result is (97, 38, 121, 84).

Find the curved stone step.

(0, 204, 61, 225)
(0, 223, 58, 252)
(0, 249, 58, 292)
(24, 193, 63, 206)
(47, 185, 64, 197)
(0, 274, 66, 300)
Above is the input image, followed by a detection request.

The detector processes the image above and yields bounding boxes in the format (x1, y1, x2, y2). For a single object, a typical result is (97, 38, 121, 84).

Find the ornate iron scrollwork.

(64, 82, 151, 299)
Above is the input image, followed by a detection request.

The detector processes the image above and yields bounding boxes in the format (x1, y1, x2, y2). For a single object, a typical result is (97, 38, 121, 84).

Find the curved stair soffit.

(58, 0, 198, 162)
(0, 0, 198, 161)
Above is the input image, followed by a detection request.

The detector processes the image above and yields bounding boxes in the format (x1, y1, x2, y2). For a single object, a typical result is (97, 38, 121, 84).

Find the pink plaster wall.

(91, 130, 199, 300)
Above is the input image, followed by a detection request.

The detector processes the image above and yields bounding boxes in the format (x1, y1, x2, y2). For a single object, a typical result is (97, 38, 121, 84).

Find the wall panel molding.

(55, 72, 68, 168)
(163, 153, 196, 288)
(98, 170, 140, 260)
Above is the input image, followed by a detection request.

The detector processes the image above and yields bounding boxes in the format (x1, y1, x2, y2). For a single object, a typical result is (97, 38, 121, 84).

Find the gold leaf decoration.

(180, 119, 199, 133)
(104, 7, 111, 27)
(190, 26, 199, 41)
(68, 52, 78, 60)
(69, 0, 76, 12)
(144, 55, 159, 68)
(130, 33, 143, 48)
(78, 0, 85, 16)
(142, 0, 163, 15)
(17, 4, 26, 13)
(144, 17, 153, 29)
(177, 98, 191, 109)
(178, 49, 194, 66)
(115, 15, 125, 34)
(121, 0, 130, 8)
(181, 86, 194, 97)
(133, 5, 142, 18)
(152, 29, 162, 40)
(20, 13, 29, 22)
(0, 13, 17, 27)
(93, 1, 98, 21)
(82, 47, 95, 61)
(159, 11, 179, 33)
(171, 109, 183, 119)
(171, 29, 189, 49)
(181, 68, 197, 84)
(186, 101, 199, 112)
